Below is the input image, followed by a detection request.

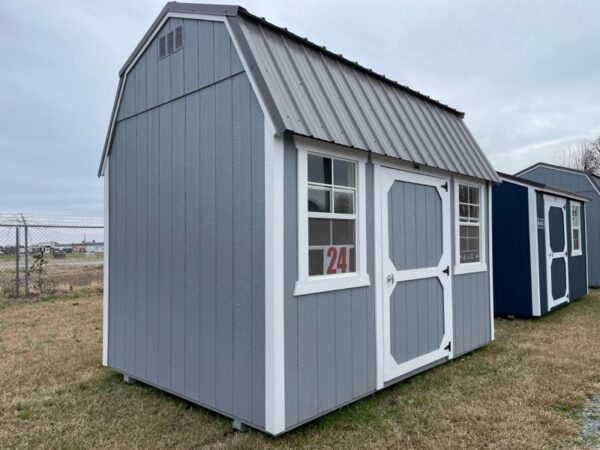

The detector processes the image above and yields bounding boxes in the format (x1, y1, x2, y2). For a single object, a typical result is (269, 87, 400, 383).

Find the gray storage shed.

(98, 2, 500, 435)
(516, 162, 600, 287)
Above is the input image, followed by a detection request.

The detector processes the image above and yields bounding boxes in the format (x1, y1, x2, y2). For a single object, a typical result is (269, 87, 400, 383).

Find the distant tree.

(560, 138, 600, 176)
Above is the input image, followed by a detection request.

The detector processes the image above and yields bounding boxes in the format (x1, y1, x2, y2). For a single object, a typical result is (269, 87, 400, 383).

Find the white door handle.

(387, 273, 395, 284)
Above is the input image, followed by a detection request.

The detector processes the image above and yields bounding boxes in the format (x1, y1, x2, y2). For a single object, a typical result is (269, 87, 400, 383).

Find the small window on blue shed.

(159, 36, 166, 58)
(167, 31, 174, 54)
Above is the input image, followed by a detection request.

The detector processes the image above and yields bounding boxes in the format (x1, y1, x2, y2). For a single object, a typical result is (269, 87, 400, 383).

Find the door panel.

(548, 207, 565, 252)
(387, 181, 442, 270)
(550, 259, 567, 300)
(544, 195, 569, 310)
(390, 278, 444, 365)
(380, 167, 452, 383)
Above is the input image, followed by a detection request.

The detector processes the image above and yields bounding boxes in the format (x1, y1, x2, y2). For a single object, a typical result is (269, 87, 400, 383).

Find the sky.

(1, 0, 599, 217)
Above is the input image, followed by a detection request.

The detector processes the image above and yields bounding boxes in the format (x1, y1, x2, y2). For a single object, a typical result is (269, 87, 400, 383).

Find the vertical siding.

(108, 37, 266, 427)
(451, 180, 492, 356)
(491, 182, 532, 316)
(283, 135, 376, 429)
(116, 19, 244, 123)
(452, 272, 490, 356)
(520, 167, 600, 286)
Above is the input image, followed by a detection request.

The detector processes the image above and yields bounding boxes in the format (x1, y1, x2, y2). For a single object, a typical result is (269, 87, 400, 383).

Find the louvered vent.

(175, 26, 183, 49)
(159, 36, 166, 58)
(167, 31, 174, 54)
(158, 26, 184, 60)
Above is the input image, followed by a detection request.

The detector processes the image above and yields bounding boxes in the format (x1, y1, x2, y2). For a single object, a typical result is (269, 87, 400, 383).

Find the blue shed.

(515, 162, 600, 287)
(492, 173, 589, 317)
(98, 2, 500, 435)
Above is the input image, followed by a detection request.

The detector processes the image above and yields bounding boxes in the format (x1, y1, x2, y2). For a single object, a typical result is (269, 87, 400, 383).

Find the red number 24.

(326, 246, 348, 274)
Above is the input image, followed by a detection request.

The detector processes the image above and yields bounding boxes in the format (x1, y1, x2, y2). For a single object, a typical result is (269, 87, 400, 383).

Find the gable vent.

(167, 31, 174, 54)
(175, 26, 183, 50)
(158, 26, 184, 60)
(159, 36, 166, 58)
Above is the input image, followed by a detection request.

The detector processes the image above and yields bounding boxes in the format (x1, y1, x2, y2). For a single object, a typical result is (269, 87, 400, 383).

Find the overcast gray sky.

(2, 0, 599, 216)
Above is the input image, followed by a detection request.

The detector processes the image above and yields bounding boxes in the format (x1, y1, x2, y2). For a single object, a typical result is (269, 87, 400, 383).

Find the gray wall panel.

(452, 272, 490, 356)
(135, 114, 148, 378)
(108, 61, 265, 427)
(283, 135, 376, 429)
(146, 108, 160, 385)
(521, 166, 600, 286)
(115, 18, 243, 126)
(170, 98, 186, 394)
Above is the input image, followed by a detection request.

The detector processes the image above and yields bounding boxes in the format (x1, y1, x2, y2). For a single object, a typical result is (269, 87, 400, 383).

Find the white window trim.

(570, 201, 583, 256)
(294, 137, 370, 296)
(454, 177, 488, 275)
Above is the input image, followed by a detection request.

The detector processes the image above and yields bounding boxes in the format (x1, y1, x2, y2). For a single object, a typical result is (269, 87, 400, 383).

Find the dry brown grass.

(1, 291, 599, 449)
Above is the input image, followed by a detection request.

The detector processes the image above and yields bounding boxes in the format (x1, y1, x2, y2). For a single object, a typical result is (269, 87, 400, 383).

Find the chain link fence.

(0, 213, 104, 298)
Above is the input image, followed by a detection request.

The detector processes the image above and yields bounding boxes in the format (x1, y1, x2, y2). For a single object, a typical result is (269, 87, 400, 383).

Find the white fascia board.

(488, 183, 495, 339)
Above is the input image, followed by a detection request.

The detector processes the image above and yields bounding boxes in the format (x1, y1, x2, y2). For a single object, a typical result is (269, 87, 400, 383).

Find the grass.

(0, 291, 599, 449)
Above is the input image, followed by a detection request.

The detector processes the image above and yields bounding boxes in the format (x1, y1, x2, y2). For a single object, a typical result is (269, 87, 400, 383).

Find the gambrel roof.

(99, 2, 500, 182)
(515, 162, 600, 196)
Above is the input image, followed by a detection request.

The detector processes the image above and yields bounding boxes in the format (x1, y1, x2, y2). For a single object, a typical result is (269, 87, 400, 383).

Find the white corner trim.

(294, 137, 369, 297)
(585, 204, 589, 294)
(488, 183, 495, 339)
(453, 176, 488, 275)
(102, 159, 110, 366)
(264, 122, 285, 435)
(528, 187, 541, 317)
(373, 163, 384, 390)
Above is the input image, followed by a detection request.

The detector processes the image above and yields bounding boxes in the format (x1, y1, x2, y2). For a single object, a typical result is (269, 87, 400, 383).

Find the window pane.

(469, 205, 479, 222)
(574, 229, 580, 250)
(333, 159, 355, 187)
(332, 219, 355, 245)
(459, 185, 469, 203)
(459, 225, 480, 263)
(309, 249, 324, 275)
(469, 186, 480, 205)
(308, 188, 331, 212)
(459, 204, 469, 221)
(308, 154, 332, 184)
(309, 218, 330, 245)
(334, 190, 354, 214)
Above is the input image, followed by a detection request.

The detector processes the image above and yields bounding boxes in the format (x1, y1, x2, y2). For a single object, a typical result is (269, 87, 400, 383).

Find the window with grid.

(458, 184, 481, 264)
(571, 203, 582, 255)
(307, 154, 357, 276)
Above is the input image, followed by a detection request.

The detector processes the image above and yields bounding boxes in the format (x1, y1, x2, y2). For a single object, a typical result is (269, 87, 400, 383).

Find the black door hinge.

(441, 182, 448, 191)
(443, 266, 450, 276)
(444, 341, 452, 352)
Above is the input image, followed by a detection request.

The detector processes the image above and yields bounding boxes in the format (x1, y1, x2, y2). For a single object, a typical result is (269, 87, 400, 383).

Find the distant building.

(72, 241, 104, 253)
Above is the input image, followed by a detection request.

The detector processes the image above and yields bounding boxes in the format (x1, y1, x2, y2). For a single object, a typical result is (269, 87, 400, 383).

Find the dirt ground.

(1, 291, 599, 449)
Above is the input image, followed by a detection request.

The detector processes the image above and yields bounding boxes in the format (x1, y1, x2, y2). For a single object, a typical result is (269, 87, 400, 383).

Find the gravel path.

(578, 396, 600, 448)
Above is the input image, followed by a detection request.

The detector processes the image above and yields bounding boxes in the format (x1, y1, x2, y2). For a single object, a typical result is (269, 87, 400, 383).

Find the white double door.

(377, 166, 453, 384)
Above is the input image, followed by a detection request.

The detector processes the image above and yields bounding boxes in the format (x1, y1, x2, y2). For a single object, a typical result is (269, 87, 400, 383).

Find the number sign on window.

(323, 245, 352, 274)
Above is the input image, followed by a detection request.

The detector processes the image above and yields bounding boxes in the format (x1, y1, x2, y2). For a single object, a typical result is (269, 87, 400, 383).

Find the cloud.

(1, 0, 600, 217)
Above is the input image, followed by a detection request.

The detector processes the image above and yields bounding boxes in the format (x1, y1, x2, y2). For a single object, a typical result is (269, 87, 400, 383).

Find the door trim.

(374, 164, 453, 387)
(544, 195, 570, 310)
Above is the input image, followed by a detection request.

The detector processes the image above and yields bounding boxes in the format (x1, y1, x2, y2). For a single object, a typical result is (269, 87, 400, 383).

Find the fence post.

(21, 214, 29, 296)
(15, 227, 20, 297)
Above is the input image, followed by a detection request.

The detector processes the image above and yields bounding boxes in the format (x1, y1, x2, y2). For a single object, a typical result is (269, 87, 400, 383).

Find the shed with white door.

(98, 2, 499, 435)
(515, 162, 600, 287)
(492, 173, 589, 317)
